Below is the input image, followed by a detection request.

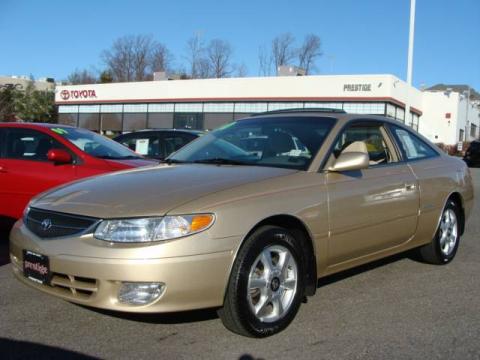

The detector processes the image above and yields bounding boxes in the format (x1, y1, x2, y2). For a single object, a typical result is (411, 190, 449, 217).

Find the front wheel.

(417, 200, 461, 264)
(218, 225, 305, 337)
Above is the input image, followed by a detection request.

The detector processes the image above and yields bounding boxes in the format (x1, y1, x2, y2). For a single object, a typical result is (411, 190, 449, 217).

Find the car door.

(326, 120, 420, 266)
(0, 128, 77, 219)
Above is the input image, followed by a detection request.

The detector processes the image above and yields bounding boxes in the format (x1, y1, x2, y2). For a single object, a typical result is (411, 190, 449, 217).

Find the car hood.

(31, 164, 296, 218)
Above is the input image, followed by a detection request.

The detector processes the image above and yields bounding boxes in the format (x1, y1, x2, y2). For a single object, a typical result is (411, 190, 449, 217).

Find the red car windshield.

(51, 127, 141, 160)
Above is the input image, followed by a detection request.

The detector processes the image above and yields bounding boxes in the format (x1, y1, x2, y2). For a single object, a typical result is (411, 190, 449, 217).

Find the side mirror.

(47, 148, 73, 165)
(328, 152, 369, 172)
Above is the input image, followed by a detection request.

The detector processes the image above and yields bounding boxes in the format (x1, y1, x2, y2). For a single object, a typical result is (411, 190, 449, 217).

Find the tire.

(417, 200, 461, 264)
(218, 225, 306, 337)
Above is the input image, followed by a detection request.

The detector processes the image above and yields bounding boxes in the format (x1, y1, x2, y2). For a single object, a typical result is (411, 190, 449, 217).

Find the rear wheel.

(417, 200, 460, 264)
(218, 225, 305, 337)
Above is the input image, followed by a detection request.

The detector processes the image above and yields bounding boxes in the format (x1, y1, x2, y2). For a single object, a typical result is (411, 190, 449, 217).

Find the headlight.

(23, 206, 31, 222)
(94, 214, 214, 243)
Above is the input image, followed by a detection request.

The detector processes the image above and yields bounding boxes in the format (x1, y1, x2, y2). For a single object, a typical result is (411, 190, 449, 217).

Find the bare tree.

(271, 33, 296, 74)
(185, 33, 208, 79)
(150, 43, 173, 73)
(235, 63, 248, 77)
(206, 39, 233, 78)
(99, 70, 113, 83)
(297, 34, 322, 75)
(102, 35, 146, 82)
(258, 45, 273, 76)
(67, 68, 97, 85)
(196, 58, 212, 79)
(102, 34, 171, 82)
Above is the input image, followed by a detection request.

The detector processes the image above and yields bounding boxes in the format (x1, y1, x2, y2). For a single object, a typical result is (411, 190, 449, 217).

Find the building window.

(173, 113, 204, 129)
(459, 129, 465, 142)
(396, 107, 405, 122)
(267, 102, 304, 111)
(58, 105, 79, 113)
(386, 103, 396, 118)
(343, 103, 385, 114)
(470, 124, 477, 138)
(148, 103, 175, 113)
(79, 105, 100, 113)
(411, 114, 419, 131)
(234, 103, 268, 113)
(203, 103, 234, 113)
(174, 103, 203, 113)
(124, 104, 148, 113)
(101, 104, 123, 113)
(304, 102, 343, 110)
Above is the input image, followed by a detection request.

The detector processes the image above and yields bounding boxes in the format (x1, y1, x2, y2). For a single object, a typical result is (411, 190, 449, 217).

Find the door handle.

(405, 183, 416, 191)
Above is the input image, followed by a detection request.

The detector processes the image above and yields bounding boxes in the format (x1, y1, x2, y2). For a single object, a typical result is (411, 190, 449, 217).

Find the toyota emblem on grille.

(41, 219, 53, 231)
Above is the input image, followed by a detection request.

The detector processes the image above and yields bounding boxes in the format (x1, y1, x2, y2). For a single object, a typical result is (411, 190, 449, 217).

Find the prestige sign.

(60, 89, 97, 101)
(343, 84, 372, 92)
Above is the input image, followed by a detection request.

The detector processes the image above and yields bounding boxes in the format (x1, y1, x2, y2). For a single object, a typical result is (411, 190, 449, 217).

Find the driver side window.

(5, 129, 65, 162)
(334, 122, 397, 166)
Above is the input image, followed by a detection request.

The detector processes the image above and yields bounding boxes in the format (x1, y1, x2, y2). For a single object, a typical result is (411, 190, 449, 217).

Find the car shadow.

(0, 338, 97, 359)
(78, 251, 419, 326)
(317, 250, 415, 288)
(76, 305, 220, 324)
(0, 225, 12, 266)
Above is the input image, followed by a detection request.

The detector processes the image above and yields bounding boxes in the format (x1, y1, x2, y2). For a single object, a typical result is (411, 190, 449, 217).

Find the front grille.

(49, 272, 98, 299)
(25, 208, 99, 239)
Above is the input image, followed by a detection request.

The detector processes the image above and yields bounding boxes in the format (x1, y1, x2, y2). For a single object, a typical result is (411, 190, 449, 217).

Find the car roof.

(239, 109, 400, 126)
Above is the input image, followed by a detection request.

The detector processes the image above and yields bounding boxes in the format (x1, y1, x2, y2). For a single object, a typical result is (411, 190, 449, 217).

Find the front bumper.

(10, 220, 240, 313)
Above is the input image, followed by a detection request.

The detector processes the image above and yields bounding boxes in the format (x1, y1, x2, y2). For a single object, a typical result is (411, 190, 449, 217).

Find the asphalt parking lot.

(0, 170, 479, 360)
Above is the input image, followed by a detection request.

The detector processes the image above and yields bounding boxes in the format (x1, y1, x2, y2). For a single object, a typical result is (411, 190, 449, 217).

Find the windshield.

(168, 116, 336, 170)
(51, 127, 142, 160)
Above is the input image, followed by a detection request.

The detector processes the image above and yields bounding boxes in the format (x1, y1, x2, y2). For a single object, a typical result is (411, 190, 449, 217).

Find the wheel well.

(246, 215, 317, 296)
(449, 192, 465, 235)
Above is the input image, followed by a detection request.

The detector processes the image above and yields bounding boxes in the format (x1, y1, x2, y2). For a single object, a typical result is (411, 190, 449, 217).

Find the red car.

(0, 123, 156, 228)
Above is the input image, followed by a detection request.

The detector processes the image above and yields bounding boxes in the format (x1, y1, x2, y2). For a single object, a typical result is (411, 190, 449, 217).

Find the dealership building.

(55, 74, 479, 145)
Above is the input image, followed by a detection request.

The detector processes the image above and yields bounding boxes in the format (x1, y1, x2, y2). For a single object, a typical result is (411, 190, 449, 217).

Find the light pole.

(464, 87, 471, 141)
(405, 0, 416, 127)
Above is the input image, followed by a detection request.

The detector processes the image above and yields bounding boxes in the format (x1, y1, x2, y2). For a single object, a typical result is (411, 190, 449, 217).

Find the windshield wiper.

(193, 158, 249, 165)
(163, 158, 189, 165)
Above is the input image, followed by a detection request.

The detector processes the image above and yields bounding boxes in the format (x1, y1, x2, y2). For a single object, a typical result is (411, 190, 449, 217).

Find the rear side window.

(162, 133, 197, 155)
(391, 126, 438, 161)
(5, 129, 65, 161)
(117, 134, 161, 158)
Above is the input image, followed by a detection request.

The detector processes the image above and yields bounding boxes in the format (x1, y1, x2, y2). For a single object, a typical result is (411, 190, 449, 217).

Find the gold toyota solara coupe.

(10, 109, 474, 337)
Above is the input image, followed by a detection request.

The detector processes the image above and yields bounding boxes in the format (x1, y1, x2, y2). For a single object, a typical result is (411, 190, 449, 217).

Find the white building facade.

(55, 74, 423, 134)
(420, 89, 480, 145)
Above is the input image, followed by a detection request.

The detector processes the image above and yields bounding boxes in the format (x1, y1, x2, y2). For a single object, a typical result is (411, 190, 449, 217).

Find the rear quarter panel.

(408, 155, 473, 246)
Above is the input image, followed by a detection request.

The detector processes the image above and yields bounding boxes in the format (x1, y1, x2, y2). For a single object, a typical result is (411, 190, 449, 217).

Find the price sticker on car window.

(135, 139, 149, 155)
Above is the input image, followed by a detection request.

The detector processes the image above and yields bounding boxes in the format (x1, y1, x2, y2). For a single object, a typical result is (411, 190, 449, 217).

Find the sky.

(1, 0, 479, 90)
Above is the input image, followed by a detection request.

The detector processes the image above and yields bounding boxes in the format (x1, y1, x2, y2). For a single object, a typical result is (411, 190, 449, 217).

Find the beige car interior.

(327, 124, 400, 169)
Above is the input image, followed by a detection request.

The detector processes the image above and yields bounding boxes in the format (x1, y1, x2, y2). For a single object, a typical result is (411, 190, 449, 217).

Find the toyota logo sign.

(59, 89, 97, 101)
(60, 90, 70, 100)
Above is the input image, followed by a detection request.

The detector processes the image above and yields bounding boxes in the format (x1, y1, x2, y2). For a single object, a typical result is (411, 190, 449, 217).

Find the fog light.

(118, 282, 165, 305)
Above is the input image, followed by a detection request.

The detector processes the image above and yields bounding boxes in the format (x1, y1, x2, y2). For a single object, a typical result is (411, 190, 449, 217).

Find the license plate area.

(23, 250, 50, 285)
